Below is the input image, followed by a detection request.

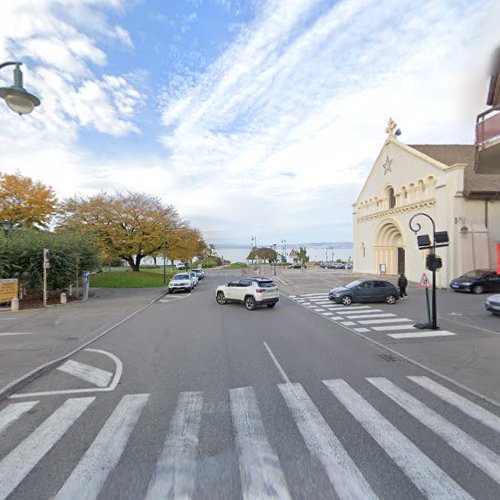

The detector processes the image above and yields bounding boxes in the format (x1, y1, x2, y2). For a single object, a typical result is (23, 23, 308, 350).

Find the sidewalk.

(0, 287, 165, 399)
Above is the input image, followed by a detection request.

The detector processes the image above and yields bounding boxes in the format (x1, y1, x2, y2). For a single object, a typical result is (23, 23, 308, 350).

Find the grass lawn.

(90, 271, 172, 288)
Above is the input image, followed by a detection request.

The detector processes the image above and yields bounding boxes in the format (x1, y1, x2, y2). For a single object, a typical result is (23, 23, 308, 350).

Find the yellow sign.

(0, 279, 18, 303)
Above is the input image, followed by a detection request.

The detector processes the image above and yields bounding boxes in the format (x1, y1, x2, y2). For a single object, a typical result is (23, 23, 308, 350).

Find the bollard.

(11, 298, 19, 312)
(60, 292, 67, 304)
(68, 284, 73, 297)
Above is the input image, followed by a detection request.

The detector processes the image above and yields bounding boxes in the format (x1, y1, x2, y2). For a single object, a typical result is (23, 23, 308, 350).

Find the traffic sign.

(419, 273, 431, 288)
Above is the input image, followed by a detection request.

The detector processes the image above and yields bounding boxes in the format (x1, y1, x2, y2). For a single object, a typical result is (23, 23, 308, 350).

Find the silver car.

(485, 294, 500, 315)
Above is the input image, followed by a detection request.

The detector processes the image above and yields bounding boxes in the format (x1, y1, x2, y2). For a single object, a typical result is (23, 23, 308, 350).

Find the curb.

(0, 288, 168, 402)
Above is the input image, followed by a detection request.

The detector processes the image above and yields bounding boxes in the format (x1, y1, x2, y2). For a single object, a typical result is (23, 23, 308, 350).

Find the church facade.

(352, 122, 500, 287)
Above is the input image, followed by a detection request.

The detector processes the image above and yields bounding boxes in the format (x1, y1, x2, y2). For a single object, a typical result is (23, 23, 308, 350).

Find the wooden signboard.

(0, 279, 18, 303)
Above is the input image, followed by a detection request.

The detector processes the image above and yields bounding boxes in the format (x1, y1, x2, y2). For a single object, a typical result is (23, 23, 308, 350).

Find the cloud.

(0, 0, 141, 140)
(157, 0, 500, 243)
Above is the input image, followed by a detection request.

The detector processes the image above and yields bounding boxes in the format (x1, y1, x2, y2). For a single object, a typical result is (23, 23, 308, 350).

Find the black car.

(329, 279, 399, 305)
(449, 269, 500, 294)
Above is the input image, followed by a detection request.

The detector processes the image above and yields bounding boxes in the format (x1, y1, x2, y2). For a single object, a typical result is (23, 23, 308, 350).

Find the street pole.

(43, 248, 49, 307)
(409, 213, 439, 330)
(163, 223, 167, 285)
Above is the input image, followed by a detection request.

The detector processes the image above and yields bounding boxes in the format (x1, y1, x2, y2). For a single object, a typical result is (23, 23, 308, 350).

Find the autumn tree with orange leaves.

(59, 191, 208, 272)
(0, 172, 58, 229)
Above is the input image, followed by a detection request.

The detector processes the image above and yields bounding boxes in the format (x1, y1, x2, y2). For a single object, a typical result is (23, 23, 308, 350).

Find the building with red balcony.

(475, 47, 500, 173)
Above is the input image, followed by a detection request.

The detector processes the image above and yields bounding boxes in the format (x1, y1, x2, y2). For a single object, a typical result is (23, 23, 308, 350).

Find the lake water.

(214, 246, 353, 263)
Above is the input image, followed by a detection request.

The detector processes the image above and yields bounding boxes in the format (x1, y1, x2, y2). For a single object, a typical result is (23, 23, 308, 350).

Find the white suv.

(215, 277, 279, 310)
(168, 273, 193, 293)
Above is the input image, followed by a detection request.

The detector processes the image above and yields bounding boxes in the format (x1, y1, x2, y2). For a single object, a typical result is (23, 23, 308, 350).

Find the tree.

(298, 246, 309, 263)
(59, 191, 180, 271)
(0, 172, 57, 229)
(0, 229, 100, 290)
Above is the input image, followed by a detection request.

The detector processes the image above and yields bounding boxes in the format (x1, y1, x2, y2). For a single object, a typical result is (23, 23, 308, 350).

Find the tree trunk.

(133, 255, 143, 272)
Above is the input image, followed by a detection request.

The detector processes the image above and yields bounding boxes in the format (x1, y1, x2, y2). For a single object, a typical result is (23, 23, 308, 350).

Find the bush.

(196, 257, 222, 268)
(0, 229, 100, 291)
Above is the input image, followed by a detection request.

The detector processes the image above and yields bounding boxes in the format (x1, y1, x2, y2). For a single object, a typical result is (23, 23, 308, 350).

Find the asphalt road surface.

(1, 271, 500, 499)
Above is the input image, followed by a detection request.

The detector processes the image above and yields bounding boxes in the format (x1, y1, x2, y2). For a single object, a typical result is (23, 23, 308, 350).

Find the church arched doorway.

(373, 219, 405, 275)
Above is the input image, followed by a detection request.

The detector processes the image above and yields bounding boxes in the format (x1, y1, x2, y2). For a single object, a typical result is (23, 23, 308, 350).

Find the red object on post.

(496, 244, 500, 274)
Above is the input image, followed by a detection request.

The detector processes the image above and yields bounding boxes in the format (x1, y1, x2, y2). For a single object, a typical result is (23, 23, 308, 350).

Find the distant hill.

(216, 242, 353, 249)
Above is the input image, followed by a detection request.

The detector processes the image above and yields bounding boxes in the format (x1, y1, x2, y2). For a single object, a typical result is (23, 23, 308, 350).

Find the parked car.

(215, 277, 279, 310)
(485, 294, 500, 315)
(319, 262, 329, 268)
(329, 279, 399, 305)
(175, 262, 188, 270)
(192, 268, 205, 280)
(168, 273, 193, 293)
(449, 269, 500, 294)
(188, 271, 198, 287)
(288, 263, 305, 269)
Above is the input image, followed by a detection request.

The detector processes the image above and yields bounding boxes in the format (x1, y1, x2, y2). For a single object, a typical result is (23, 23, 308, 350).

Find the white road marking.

(263, 342, 290, 383)
(330, 316, 343, 320)
(313, 309, 326, 312)
(0, 401, 38, 435)
(354, 328, 370, 332)
(388, 331, 456, 339)
(345, 313, 395, 320)
(368, 377, 500, 485)
(0, 397, 94, 500)
(357, 318, 412, 325)
(300, 293, 330, 297)
(324, 379, 472, 500)
(0, 317, 15, 320)
(145, 392, 203, 500)
(336, 309, 383, 315)
(56, 393, 149, 500)
(57, 360, 113, 388)
(289, 295, 296, 298)
(0, 332, 32, 336)
(278, 383, 377, 499)
(408, 376, 500, 432)
(372, 325, 416, 331)
(329, 306, 371, 311)
(230, 387, 291, 500)
(341, 321, 356, 326)
(10, 348, 123, 398)
(322, 312, 334, 316)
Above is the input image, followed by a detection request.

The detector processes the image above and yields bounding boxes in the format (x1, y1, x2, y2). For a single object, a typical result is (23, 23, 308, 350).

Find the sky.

(0, 0, 499, 246)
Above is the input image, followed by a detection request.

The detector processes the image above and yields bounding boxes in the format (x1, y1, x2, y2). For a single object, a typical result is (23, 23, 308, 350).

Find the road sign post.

(419, 273, 432, 327)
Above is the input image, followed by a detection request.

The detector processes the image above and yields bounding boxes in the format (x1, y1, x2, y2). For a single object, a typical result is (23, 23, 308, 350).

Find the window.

(239, 279, 252, 287)
(255, 280, 274, 287)
(387, 186, 396, 208)
(360, 281, 372, 289)
(374, 281, 386, 288)
(228, 280, 240, 287)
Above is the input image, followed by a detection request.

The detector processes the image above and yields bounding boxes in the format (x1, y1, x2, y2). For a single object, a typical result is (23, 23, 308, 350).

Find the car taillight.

(256, 289, 264, 293)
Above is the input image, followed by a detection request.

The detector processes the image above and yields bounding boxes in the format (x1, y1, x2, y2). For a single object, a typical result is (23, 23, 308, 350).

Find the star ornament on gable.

(382, 156, 392, 175)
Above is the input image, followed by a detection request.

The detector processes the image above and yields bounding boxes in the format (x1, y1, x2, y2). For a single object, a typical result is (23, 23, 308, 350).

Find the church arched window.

(385, 186, 396, 209)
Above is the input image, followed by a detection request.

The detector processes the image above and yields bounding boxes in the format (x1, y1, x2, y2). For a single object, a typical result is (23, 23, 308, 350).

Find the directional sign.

(419, 273, 431, 288)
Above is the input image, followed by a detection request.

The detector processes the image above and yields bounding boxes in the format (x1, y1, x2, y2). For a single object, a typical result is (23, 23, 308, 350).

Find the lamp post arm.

(0, 61, 22, 71)
(409, 212, 436, 242)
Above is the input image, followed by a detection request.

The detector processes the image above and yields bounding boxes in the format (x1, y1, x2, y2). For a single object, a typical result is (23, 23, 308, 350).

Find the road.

(1, 270, 500, 499)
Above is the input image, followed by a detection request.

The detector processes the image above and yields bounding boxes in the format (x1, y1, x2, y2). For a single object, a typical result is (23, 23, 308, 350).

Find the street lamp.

(163, 222, 177, 284)
(0, 62, 40, 115)
(272, 243, 277, 275)
(281, 239, 286, 263)
(409, 213, 449, 330)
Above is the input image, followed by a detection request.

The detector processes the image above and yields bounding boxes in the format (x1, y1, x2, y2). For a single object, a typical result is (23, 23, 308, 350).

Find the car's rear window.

(461, 270, 490, 279)
(256, 280, 275, 288)
(175, 274, 189, 279)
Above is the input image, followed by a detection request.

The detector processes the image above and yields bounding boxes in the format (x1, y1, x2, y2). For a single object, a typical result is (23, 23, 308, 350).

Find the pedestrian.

(398, 273, 408, 298)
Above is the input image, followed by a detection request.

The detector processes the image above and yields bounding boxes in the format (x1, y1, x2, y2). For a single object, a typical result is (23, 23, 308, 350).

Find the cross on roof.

(385, 117, 398, 137)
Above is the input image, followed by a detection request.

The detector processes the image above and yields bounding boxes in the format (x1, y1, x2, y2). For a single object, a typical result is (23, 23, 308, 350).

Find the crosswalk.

(1, 375, 500, 498)
(289, 293, 457, 340)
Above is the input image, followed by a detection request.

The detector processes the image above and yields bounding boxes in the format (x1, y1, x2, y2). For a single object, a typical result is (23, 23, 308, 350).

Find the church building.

(352, 120, 500, 287)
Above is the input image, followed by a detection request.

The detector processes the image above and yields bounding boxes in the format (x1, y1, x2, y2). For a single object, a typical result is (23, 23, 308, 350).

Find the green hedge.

(0, 229, 100, 291)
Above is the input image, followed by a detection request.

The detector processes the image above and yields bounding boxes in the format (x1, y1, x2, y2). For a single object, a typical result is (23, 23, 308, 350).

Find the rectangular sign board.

(0, 279, 18, 303)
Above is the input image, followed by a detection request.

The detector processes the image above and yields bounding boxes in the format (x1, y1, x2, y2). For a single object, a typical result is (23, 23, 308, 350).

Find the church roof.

(409, 144, 475, 166)
(409, 144, 500, 196)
